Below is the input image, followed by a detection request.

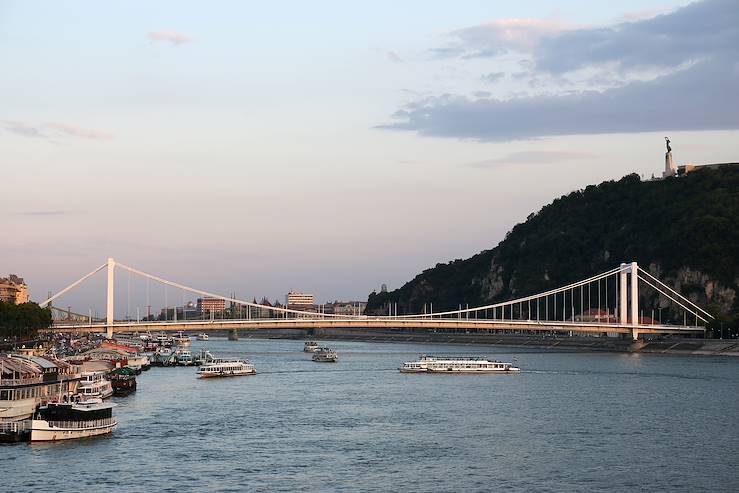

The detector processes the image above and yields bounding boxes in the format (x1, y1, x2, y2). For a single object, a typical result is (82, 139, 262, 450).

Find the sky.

(1, 0, 738, 316)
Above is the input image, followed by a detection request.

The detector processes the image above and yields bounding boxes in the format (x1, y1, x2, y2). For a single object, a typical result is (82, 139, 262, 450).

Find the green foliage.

(0, 301, 52, 340)
(366, 166, 739, 325)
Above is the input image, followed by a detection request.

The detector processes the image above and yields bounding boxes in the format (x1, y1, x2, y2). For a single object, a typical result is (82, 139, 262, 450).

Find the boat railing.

(0, 376, 43, 386)
(0, 420, 29, 433)
(420, 355, 497, 361)
(46, 417, 116, 429)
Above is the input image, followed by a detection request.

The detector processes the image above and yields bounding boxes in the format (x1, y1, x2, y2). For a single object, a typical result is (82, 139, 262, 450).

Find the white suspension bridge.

(41, 258, 710, 341)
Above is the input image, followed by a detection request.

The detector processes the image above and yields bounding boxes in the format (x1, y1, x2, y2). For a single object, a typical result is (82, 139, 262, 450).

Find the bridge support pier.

(228, 329, 239, 341)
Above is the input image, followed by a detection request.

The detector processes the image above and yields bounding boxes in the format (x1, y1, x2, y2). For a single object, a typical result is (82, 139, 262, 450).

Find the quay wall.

(221, 328, 739, 356)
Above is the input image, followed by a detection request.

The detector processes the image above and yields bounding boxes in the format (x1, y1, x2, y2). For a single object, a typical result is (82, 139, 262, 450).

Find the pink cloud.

(148, 31, 193, 45)
(433, 18, 573, 58)
(46, 123, 113, 140)
(1, 120, 113, 141)
(454, 18, 570, 53)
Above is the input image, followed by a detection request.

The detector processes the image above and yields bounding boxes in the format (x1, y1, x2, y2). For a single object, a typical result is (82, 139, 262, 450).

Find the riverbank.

(198, 328, 739, 356)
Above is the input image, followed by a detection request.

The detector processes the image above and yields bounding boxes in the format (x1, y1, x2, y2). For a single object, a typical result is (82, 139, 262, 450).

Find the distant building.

(286, 291, 314, 306)
(284, 292, 316, 313)
(0, 274, 29, 304)
(254, 297, 277, 318)
(381, 284, 388, 293)
(329, 301, 367, 316)
(197, 297, 226, 314)
(678, 162, 738, 176)
(160, 302, 200, 320)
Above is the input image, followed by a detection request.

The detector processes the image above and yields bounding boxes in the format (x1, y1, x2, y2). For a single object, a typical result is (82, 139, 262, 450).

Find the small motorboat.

(312, 347, 338, 363)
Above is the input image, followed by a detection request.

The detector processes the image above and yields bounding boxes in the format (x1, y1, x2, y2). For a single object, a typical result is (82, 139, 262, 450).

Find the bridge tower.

(630, 261, 640, 340)
(106, 257, 115, 339)
(619, 264, 628, 324)
(619, 262, 640, 340)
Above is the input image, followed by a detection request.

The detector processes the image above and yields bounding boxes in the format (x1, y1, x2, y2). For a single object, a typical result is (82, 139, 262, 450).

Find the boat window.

(0, 390, 8, 400)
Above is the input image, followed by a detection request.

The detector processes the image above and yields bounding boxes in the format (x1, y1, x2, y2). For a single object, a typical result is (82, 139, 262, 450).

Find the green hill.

(365, 165, 739, 335)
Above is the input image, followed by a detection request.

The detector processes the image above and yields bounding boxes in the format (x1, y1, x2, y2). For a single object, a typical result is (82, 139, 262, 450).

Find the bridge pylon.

(106, 257, 115, 339)
(619, 264, 628, 324)
(630, 261, 640, 340)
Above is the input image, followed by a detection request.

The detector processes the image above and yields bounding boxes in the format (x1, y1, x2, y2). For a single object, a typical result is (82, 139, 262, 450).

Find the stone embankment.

(226, 328, 739, 356)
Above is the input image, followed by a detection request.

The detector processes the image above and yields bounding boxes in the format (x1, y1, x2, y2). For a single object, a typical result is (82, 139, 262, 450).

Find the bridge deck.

(49, 318, 705, 337)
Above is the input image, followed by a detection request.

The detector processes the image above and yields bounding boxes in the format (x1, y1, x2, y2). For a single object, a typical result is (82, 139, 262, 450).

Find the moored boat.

(173, 331, 191, 347)
(110, 368, 137, 395)
(197, 359, 256, 378)
(77, 371, 114, 399)
(30, 398, 117, 441)
(194, 348, 216, 366)
(1, 354, 81, 442)
(176, 350, 194, 366)
(399, 355, 520, 374)
(312, 347, 338, 363)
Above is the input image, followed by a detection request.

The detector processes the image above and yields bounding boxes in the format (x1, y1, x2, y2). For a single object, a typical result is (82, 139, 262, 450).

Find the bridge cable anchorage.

(114, 261, 367, 319)
(395, 266, 624, 319)
(636, 274, 711, 325)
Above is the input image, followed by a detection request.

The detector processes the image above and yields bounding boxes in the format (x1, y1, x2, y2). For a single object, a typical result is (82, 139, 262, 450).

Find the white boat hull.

(198, 370, 256, 378)
(399, 367, 520, 374)
(30, 418, 117, 441)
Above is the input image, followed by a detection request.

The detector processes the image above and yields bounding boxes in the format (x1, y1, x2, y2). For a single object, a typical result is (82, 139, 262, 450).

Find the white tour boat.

(173, 331, 192, 347)
(303, 341, 319, 352)
(399, 355, 520, 374)
(77, 371, 114, 400)
(197, 359, 256, 378)
(197, 333, 209, 341)
(30, 397, 117, 441)
(312, 348, 338, 363)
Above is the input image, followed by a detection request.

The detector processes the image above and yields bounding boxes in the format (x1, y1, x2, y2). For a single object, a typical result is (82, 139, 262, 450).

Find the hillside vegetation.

(366, 166, 739, 334)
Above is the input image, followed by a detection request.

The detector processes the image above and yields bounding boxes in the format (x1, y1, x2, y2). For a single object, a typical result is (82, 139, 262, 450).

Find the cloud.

(380, 57, 739, 141)
(533, 0, 738, 74)
(435, 18, 569, 59)
(382, 0, 739, 141)
(2, 121, 47, 139)
(45, 123, 113, 140)
(481, 72, 505, 84)
(387, 51, 403, 63)
(2, 121, 113, 142)
(148, 31, 192, 45)
(467, 151, 597, 168)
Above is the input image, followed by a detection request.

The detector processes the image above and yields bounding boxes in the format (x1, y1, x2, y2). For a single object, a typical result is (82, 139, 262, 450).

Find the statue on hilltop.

(663, 137, 676, 178)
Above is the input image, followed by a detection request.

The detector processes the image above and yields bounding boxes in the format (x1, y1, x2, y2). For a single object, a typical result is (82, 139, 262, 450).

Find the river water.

(2, 338, 738, 492)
